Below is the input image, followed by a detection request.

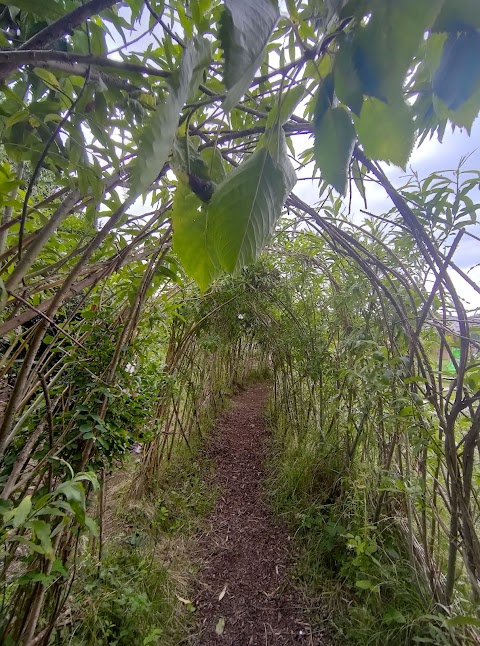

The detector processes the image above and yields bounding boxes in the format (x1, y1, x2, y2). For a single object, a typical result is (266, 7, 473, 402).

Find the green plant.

(64, 437, 216, 644)
(1, 0, 480, 640)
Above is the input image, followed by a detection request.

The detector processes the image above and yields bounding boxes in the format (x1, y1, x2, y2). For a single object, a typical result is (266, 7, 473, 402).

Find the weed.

(61, 444, 216, 645)
(266, 413, 471, 646)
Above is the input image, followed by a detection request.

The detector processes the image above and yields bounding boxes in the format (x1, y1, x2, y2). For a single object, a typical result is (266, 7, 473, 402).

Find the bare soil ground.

(190, 383, 328, 645)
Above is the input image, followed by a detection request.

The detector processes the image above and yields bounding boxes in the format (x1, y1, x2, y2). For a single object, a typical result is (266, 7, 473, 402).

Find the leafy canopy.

(0, 0, 479, 293)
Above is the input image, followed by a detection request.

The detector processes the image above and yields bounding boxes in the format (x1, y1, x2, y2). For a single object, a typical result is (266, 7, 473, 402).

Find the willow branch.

(0, 50, 170, 79)
(0, 0, 121, 82)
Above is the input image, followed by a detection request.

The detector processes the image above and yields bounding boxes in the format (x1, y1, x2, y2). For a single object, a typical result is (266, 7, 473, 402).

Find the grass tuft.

(62, 442, 216, 645)
(266, 407, 468, 646)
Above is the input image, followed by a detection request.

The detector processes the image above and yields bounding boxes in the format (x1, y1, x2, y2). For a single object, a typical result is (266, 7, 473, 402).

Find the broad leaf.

(354, 97, 415, 168)
(266, 85, 306, 127)
(172, 145, 228, 291)
(29, 520, 54, 560)
(433, 0, 480, 31)
(12, 496, 32, 528)
(130, 38, 211, 197)
(334, 34, 363, 115)
(3, 0, 66, 18)
(314, 107, 355, 195)
(433, 31, 480, 110)
(354, 0, 444, 101)
(171, 136, 216, 201)
(172, 182, 222, 291)
(220, 0, 279, 112)
(206, 136, 295, 274)
(258, 124, 296, 190)
(433, 88, 480, 133)
(200, 148, 227, 184)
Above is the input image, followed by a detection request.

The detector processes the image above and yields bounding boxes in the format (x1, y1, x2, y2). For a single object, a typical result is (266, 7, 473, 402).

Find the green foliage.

(220, 0, 279, 111)
(0, 0, 478, 292)
(257, 204, 480, 643)
(130, 37, 212, 197)
(68, 548, 179, 645)
(352, 0, 444, 102)
(314, 107, 355, 194)
(354, 98, 415, 168)
(174, 127, 295, 289)
(66, 444, 216, 645)
(0, 0, 480, 641)
(207, 134, 295, 273)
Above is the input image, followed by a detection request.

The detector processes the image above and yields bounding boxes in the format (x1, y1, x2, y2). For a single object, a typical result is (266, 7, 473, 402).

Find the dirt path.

(190, 383, 326, 645)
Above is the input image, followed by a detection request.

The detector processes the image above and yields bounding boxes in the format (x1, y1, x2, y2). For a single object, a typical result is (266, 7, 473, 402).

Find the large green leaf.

(314, 107, 355, 195)
(172, 182, 221, 291)
(172, 144, 228, 290)
(334, 34, 364, 115)
(206, 133, 295, 274)
(220, 0, 279, 112)
(3, 0, 67, 18)
(433, 88, 480, 133)
(354, 97, 415, 168)
(129, 38, 211, 197)
(433, 31, 480, 111)
(29, 519, 54, 560)
(432, 0, 480, 31)
(354, 0, 444, 101)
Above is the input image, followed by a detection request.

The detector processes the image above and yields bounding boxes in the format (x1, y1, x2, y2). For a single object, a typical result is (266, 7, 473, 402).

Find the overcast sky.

(294, 118, 480, 309)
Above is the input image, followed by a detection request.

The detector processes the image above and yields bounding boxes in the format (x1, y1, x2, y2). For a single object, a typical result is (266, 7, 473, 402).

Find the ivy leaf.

(206, 132, 295, 274)
(130, 38, 211, 197)
(354, 98, 415, 168)
(220, 0, 279, 112)
(314, 107, 355, 195)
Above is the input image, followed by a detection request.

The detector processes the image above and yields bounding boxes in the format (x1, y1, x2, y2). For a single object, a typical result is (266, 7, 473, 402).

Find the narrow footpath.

(190, 383, 327, 645)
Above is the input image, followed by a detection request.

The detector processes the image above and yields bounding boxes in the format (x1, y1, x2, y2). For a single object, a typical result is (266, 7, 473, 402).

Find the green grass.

(61, 442, 216, 646)
(61, 371, 270, 645)
(265, 408, 470, 646)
